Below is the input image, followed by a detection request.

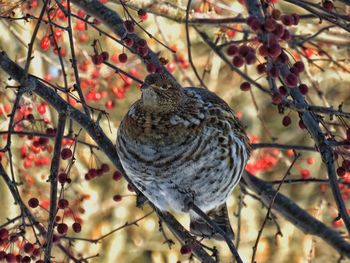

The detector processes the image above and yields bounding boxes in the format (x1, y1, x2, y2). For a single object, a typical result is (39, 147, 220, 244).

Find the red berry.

(245, 52, 257, 65)
(146, 63, 156, 73)
(273, 24, 284, 38)
(279, 86, 287, 96)
(92, 54, 103, 65)
(337, 167, 346, 177)
(264, 18, 277, 32)
(258, 45, 268, 57)
(88, 168, 98, 179)
(124, 37, 134, 47)
(298, 84, 308, 95)
(21, 256, 31, 263)
(54, 29, 63, 39)
(61, 148, 72, 160)
(247, 16, 260, 31)
(227, 44, 238, 56)
(138, 9, 148, 20)
(271, 9, 281, 19)
(105, 99, 115, 109)
(137, 46, 149, 57)
(23, 242, 34, 254)
(272, 93, 283, 104)
(101, 51, 109, 61)
(240, 82, 251, 91)
(307, 157, 314, 165)
(294, 61, 305, 73)
(323, 0, 334, 11)
(124, 20, 135, 32)
(57, 223, 68, 234)
(113, 194, 122, 202)
(285, 73, 298, 86)
(268, 44, 282, 58)
(281, 30, 291, 41)
(37, 104, 46, 115)
(232, 55, 244, 67)
(299, 119, 306, 129)
(40, 36, 50, 51)
(58, 172, 68, 184)
(180, 245, 192, 254)
(290, 66, 300, 76)
(118, 53, 128, 63)
(127, 183, 135, 192)
(256, 64, 266, 74)
(0, 228, 9, 240)
(347, 128, 350, 140)
(28, 198, 39, 208)
(291, 13, 300, 25)
(5, 253, 16, 263)
(113, 171, 122, 181)
(72, 222, 82, 233)
(249, 19, 261, 31)
(247, 15, 258, 25)
(137, 39, 147, 47)
(282, 116, 291, 126)
(281, 15, 293, 26)
(58, 199, 69, 209)
(300, 169, 310, 179)
(52, 234, 60, 243)
(238, 45, 250, 57)
(32, 248, 40, 257)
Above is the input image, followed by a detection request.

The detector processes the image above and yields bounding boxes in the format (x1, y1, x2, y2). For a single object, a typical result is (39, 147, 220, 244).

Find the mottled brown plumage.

(116, 73, 250, 239)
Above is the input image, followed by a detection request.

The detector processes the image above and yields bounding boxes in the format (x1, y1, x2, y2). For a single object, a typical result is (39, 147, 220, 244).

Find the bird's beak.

(141, 83, 149, 91)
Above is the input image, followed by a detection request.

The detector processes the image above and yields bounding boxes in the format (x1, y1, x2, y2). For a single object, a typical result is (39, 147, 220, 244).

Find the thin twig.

(44, 113, 67, 262)
(185, 0, 208, 89)
(251, 153, 300, 263)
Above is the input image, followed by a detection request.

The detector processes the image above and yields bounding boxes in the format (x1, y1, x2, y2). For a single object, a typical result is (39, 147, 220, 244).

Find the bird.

(116, 73, 250, 240)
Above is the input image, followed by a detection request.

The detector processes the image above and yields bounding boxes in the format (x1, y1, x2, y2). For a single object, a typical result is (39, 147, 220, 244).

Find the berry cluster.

(0, 235, 44, 262)
(84, 163, 111, 180)
(228, 9, 312, 129)
(91, 51, 109, 65)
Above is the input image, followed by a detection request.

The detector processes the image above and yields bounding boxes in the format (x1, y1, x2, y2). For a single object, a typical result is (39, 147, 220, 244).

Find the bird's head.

(141, 73, 184, 112)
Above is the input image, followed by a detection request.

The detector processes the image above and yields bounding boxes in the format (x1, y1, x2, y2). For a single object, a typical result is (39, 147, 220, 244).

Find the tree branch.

(242, 172, 350, 258)
(44, 113, 67, 263)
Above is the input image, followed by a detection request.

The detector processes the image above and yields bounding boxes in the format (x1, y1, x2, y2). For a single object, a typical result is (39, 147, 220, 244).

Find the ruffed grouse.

(116, 73, 250, 239)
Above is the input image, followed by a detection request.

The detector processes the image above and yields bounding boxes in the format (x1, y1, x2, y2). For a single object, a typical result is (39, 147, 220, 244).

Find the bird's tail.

(189, 203, 234, 240)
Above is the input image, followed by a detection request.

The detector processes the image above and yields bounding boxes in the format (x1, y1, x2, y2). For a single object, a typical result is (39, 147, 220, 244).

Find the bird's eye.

(160, 84, 169, 90)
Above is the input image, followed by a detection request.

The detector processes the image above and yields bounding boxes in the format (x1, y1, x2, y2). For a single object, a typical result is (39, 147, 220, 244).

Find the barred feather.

(116, 73, 250, 239)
